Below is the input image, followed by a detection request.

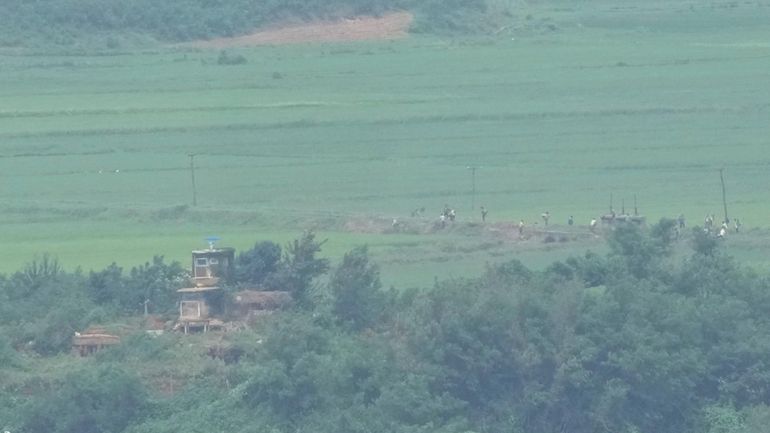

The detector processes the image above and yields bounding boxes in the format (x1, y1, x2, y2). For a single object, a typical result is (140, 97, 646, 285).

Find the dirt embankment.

(190, 11, 413, 48)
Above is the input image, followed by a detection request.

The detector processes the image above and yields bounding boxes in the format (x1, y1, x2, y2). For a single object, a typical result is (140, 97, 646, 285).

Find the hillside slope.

(189, 11, 413, 48)
(0, 0, 488, 48)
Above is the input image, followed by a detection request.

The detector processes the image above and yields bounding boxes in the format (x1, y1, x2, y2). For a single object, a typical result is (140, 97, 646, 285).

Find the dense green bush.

(21, 366, 149, 433)
(329, 245, 388, 331)
(87, 256, 187, 315)
(4, 224, 770, 432)
(234, 240, 282, 286)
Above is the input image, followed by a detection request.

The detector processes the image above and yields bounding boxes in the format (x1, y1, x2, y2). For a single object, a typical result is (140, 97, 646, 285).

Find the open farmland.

(1, 1, 770, 286)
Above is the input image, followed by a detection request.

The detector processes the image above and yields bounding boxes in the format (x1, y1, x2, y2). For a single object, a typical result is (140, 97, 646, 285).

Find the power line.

(188, 153, 197, 207)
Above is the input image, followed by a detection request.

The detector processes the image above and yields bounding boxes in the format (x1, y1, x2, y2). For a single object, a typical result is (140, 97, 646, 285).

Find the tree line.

(0, 0, 490, 47)
(3, 222, 770, 433)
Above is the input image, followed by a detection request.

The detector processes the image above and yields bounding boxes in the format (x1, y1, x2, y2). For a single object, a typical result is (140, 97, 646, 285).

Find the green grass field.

(1, 0, 770, 287)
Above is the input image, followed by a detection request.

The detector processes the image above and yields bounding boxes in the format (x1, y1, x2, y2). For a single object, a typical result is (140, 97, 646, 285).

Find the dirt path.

(190, 11, 413, 48)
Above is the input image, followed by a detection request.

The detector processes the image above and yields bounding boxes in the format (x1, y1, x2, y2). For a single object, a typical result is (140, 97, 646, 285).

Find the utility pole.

(188, 153, 197, 207)
(719, 167, 729, 224)
(467, 166, 478, 211)
(634, 194, 638, 216)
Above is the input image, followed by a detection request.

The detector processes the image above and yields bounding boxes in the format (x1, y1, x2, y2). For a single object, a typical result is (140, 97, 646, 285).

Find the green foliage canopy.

(4, 224, 770, 433)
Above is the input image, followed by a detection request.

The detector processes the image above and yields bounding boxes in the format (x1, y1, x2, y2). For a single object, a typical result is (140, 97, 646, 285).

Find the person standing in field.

(481, 206, 488, 222)
(518, 219, 525, 237)
(541, 211, 550, 226)
(589, 218, 597, 233)
(678, 214, 685, 229)
(734, 218, 741, 233)
(568, 215, 574, 226)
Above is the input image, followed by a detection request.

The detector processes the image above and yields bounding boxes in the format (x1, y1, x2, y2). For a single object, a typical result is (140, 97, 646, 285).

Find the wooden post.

(719, 168, 729, 224)
(466, 166, 478, 211)
(634, 194, 638, 216)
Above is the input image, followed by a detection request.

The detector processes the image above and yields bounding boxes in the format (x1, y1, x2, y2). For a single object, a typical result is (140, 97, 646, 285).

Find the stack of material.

(72, 326, 120, 356)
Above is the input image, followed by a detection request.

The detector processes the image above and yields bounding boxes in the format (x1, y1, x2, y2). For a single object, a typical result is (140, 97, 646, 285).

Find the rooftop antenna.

(205, 236, 221, 250)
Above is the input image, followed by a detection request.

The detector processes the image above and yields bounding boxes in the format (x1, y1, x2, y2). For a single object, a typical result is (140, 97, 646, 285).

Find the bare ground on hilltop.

(342, 215, 602, 244)
(190, 11, 413, 48)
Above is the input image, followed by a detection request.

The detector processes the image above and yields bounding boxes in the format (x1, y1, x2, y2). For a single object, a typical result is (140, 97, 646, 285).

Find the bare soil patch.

(191, 11, 413, 48)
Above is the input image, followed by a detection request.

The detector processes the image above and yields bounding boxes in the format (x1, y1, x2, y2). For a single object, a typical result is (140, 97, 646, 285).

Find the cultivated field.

(1, 1, 770, 286)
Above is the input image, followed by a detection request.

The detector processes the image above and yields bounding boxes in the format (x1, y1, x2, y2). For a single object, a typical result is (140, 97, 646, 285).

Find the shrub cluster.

(5, 223, 770, 433)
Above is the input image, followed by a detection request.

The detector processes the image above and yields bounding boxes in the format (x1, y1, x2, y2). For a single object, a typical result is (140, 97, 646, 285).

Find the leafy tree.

(21, 366, 148, 433)
(0, 332, 19, 368)
(606, 220, 675, 279)
(650, 217, 678, 253)
(234, 240, 282, 286)
(0, 258, 95, 355)
(242, 314, 389, 425)
(702, 405, 745, 433)
(20, 253, 62, 291)
(481, 258, 532, 287)
(29, 297, 94, 355)
(84, 257, 186, 314)
(271, 231, 329, 307)
(401, 277, 525, 410)
(565, 251, 611, 287)
(692, 226, 720, 256)
(87, 263, 125, 306)
(8, 224, 770, 433)
(744, 405, 770, 433)
(122, 256, 187, 314)
(329, 246, 386, 331)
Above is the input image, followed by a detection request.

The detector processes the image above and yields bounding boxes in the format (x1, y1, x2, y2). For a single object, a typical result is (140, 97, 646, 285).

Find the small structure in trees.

(191, 237, 235, 287)
(177, 238, 231, 333)
(72, 326, 120, 356)
(177, 239, 292, 333)
(177, 286, 224, 333)
(233, 290, 292, 317)
(600, 194, 646, 226)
